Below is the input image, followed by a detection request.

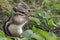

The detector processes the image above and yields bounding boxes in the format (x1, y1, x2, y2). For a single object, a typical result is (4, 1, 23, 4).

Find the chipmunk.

(3, 3, 31, 37)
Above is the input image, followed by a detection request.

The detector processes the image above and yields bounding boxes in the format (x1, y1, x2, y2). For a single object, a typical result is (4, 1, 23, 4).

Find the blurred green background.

(0, 0, 60, 40)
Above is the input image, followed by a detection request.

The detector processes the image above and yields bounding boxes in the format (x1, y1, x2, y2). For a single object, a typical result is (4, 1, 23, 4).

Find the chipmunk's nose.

(27, 16, 31, 19)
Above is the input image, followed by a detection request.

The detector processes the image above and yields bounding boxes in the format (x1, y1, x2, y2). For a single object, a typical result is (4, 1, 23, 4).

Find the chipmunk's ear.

(13, 3, 20, 12)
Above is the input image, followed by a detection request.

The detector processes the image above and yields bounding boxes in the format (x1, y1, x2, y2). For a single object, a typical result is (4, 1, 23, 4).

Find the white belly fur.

(17, 21, 27, 34)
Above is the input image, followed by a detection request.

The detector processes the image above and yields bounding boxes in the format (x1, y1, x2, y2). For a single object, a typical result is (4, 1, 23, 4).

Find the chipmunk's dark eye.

(19, 11, 25, 14)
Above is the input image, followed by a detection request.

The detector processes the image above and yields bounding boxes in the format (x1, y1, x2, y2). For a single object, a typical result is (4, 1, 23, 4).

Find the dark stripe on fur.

(3, 15, 11, 35)
(6, 23, 12, 36)
(3, 22, 8, 35)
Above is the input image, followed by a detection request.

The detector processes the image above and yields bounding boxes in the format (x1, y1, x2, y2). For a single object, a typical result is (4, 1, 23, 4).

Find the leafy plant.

(32, 27, 57, 40)
(0, 0, 60, 40)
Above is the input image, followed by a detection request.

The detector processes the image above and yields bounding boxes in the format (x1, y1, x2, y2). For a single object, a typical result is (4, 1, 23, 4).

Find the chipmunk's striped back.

(3, 15, 12, 36)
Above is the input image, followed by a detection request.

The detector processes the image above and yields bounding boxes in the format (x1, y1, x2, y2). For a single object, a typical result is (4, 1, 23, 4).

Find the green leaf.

(0, 30, 12, 40)
(0, 30, 5, 37)
(20, 37, 28, 40)
(51, 4, 60, 10)
(44, 0, 50, 5)
(22, 30, 33, 38)
(47, 32, 57, 40)
(31, 33, 45, 40)
(33, 27, 48, 39)
(31, 17, 41, 25)
(48, 19, 54, 27)
(57, 37, 60, 40)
